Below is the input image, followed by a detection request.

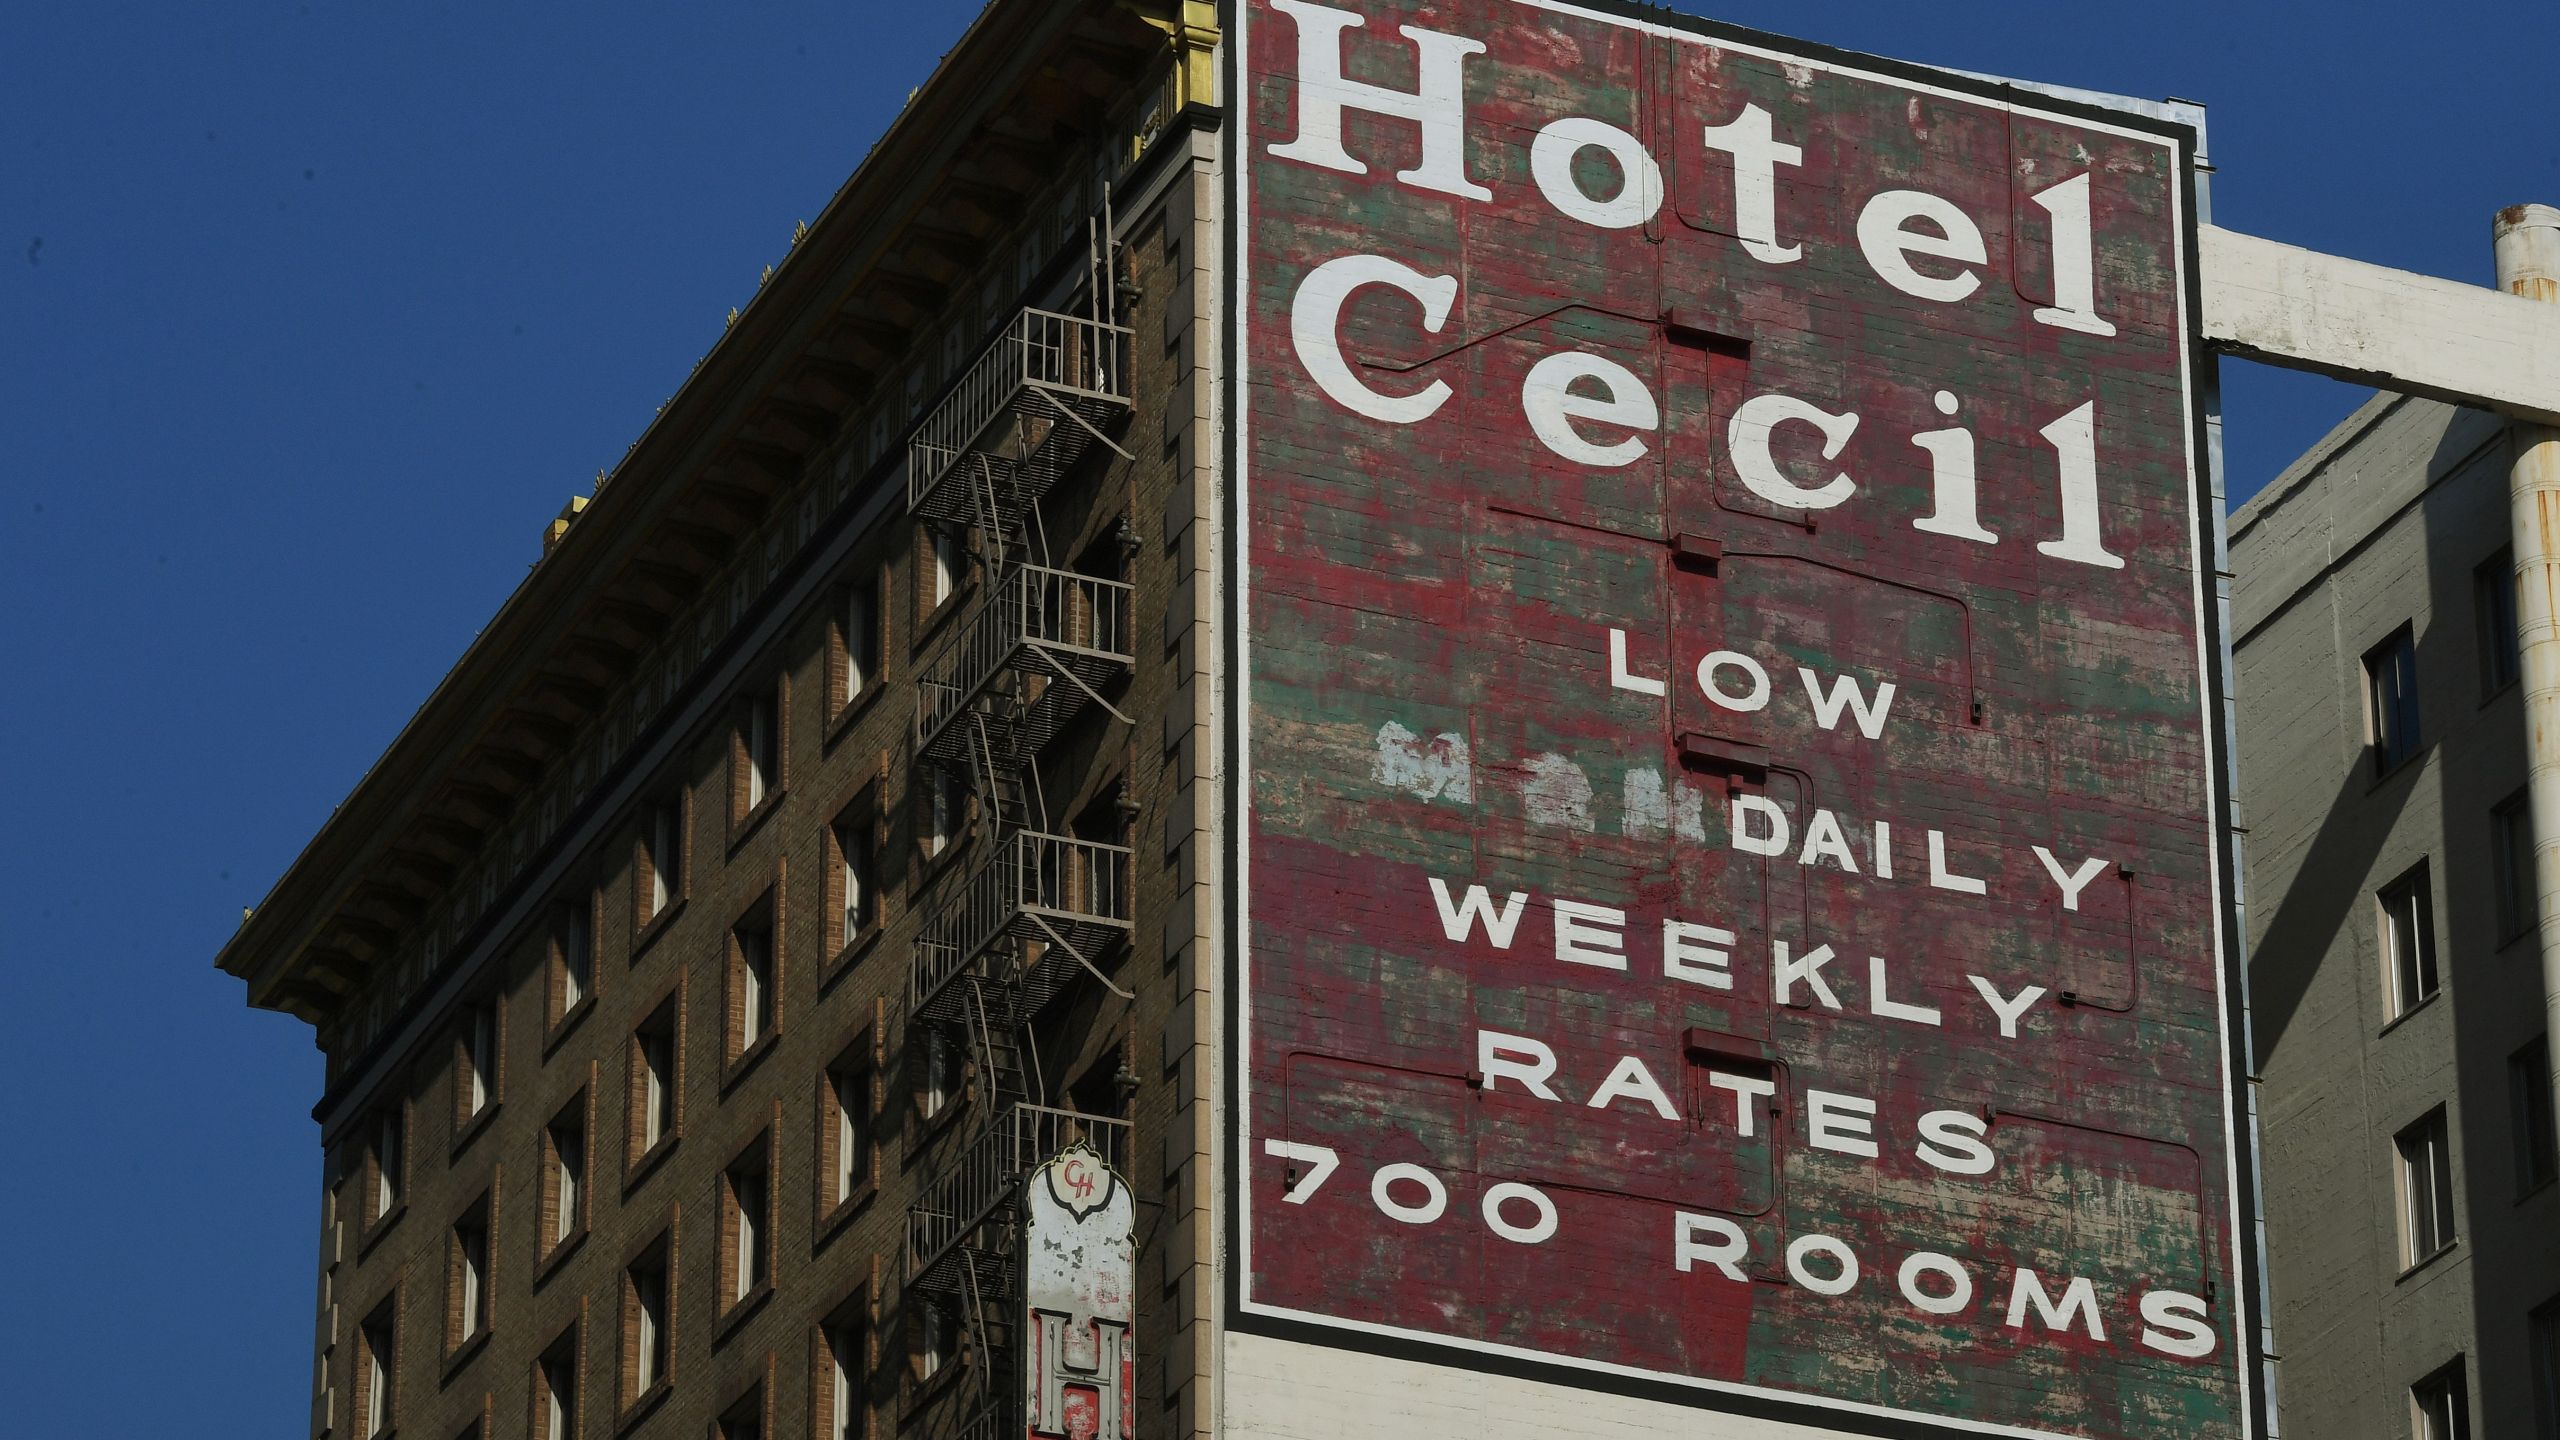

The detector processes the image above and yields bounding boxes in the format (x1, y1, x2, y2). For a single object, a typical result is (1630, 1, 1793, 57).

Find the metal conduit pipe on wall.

(2495, 201, 2560, 1132)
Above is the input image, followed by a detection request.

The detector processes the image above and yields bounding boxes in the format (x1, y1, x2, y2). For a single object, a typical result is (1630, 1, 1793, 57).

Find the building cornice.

(217, 0, 1182, 1032)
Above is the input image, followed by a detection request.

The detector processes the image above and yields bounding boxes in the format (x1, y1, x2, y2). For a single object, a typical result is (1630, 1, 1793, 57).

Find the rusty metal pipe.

(2494, 202, 2560, 1132)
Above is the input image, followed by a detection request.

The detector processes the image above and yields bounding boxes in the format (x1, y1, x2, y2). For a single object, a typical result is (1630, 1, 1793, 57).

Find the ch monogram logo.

(1043, 1141, 1117, 1221)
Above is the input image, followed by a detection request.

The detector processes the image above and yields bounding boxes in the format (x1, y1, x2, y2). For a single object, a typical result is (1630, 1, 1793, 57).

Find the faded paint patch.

(1623, 766, 1710, 843)
(1521, 752, 1596, 832)
(1373, 721, 1472, 803)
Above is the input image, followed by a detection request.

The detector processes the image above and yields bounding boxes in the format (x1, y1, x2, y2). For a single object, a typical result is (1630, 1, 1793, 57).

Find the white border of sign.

(1225, 2, 2254, 1437)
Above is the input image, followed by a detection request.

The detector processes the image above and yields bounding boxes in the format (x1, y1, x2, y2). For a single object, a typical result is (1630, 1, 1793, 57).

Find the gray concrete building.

(2233, 394, 2560, 1439)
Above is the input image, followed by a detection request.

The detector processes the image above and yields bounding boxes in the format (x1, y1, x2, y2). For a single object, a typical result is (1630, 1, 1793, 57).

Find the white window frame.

(464, 1003, 495, 1119)
(641, 1027, 674, 1151)
(2397, 1109, 2457, 1267)
(549, 1114, 584, 1247)
(930, 526, 962, 608)
(843, 583, 877, 707)
(839, 822, 873, 946)
(737, 922, 773, 1053)
(647, 802, 682, 918)
(632, 1261, 667, 1392)
(827, 1319, 860, 1440)
(744, 693, 776, 810)
(730, 1160, 766, 1304)
(2380, 868, 2438, 1020)
(372, 1109, 403, 1222)
(457, 1213, 487, 1344)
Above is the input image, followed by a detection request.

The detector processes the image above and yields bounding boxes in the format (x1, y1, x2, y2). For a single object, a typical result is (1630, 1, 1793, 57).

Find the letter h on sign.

(1030, 1311, 1130, 1440)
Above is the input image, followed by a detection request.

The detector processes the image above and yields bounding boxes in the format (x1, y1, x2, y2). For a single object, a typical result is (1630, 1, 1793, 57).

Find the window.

(722, 1140, 773, 1309)
(629, 997, 680, 1167)
(542, 1098, 587, 1256)
(642, 796, 685, 923)
(552, 895, 595, 1027)
(448, 1195, 491, 1352)
(2397, 1108, 2458, 1266)
(2532, 1297, 2560, 1440)
(2495, 791, 2536, 945)
(737, 684, 781, 817)
(2364, 626, 2422, 775)
(715, 1384, 765, 1440)
(729, 907, 777, 1061)
(2479, 548, 2520, 696)
(2515, 1037, 2558, 1198)
(2413, 1359, 2470, 1440)
(920, 769, 956, 862)
(456, 1000, 497, 1132)
(369, 1105, 406, 1224)
(819, 1306, 865, 1440)
(535, 1327, 579, 1440)
(835, 817, 877, 953)
(358, 1300, 397, 1439)
(928, 525, 963, 611)
(914, 1299, 958, 1384)
(2380, 866, 2439, 1019)
(823, 1052, 874, 1214)
(916, 1027, 963, 1125)
(841, 578, 881, 709)
(624, 1238, 672, 1404)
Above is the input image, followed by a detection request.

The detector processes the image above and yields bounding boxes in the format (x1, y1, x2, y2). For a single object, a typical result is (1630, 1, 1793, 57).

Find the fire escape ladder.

(958, 1254, 1004, 1436)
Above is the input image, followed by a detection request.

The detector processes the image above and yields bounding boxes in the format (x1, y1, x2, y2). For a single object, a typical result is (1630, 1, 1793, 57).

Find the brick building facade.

(218, 4, 1225, 1437)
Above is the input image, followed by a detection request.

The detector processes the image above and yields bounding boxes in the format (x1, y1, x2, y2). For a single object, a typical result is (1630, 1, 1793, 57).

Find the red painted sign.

(1229, 2, 2258, 1436)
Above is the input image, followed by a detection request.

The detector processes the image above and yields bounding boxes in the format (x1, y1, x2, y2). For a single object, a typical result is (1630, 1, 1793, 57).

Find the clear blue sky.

(1, 2, 2551, 1431)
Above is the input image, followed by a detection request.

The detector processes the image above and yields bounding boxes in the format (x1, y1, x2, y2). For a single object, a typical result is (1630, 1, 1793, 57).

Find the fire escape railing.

(908, 308, 1131, 531)
(915, 564, 1134, 769)
(897, 268, 1139, 1440)
(906, 1103, 1133, 1297)
(909, 830, 1133, 1025)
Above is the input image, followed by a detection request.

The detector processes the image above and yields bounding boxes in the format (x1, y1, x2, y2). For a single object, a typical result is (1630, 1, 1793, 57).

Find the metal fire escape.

(902, 227, 1138, 1437)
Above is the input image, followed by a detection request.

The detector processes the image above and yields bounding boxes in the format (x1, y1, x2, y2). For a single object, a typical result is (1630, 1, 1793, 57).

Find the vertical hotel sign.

(1228, 2, 2261, 1438)
(1023, 1144, 1134, 1440)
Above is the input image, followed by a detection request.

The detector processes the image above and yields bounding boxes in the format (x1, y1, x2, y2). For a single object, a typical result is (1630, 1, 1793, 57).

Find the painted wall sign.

(1023, 1143, 1134, 1440)
(1227, 2, 2261, 1436)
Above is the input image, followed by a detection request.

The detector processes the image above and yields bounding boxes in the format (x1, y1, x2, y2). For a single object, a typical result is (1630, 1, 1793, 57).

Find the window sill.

(911, 580, 978, 655)
(2496, 924, 2538, 955)
(715, 1279, 775, 1347)
(625, 1135, 681, 1196)
(2395, 1238, 2459, 1284)
(535, 1225, 589, 1287)
(544, 994, 597, 1060)
(916, 828, 973, 894)
(449, 1100, 500, 1161)
(729, 788, 787, 856)
(903, 1349, 971, 1419)
(824, 682, 888, 752)
(723, 1029, 781, 1095)
(631, 898, 686, 962)
(819, 925, 886, 996)
(617, 1378, 673, 1437)
(2480, 676, 2519, 709)
(356, 1202, 406, 1261)
(2365, 746, 2430, 793)
(816, 1179, 878, 1250)
(2519, 1177, 2555, 1207)
(440, 1327, 491, 1386)
(905, 1095, 969, 1160)
(2378, 991, 2442, 1038)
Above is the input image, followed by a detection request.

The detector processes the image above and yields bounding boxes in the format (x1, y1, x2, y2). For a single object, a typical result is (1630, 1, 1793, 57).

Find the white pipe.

(2494, 201, 2560, 1132)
